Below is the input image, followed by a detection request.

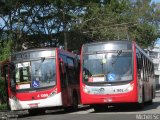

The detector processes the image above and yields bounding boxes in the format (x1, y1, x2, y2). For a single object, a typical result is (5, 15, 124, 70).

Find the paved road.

(1, 94, 160, 120)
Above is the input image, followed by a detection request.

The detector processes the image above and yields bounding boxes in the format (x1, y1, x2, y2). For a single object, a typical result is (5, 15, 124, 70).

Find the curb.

(0, 112, 18, 120)
(0, 110, 27, 119)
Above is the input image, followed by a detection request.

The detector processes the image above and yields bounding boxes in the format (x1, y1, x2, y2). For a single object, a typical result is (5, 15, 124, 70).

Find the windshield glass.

(13, 58, 56, 90)
(83, 52, 133, 83)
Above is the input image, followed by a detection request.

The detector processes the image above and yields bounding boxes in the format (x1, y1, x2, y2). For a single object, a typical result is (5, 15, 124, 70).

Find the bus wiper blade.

(111, 50, 122, 65)
(92, 74, 105, 77)
(35, 57, 45, 72)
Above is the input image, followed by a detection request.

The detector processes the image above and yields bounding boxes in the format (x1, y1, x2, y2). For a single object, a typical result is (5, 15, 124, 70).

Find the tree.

(0, 0, 159, 54)
(77, 0, 159, 47)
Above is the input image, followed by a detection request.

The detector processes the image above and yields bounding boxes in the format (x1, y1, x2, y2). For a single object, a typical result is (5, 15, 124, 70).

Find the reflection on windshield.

(83, 52, 132, 83)
(15, 62, 30, 83)
(14, 58, 56, 90)
(31, 59, 56, 88)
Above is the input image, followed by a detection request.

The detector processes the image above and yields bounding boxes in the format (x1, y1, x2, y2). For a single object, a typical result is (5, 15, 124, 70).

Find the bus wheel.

(137, 91, 145, 109)
(147, 89, 153, 105)
(137, 102, 144, 109)
(93, 105, 107, 112)
(147, 99, 153, 105)
(28, 109, 45, 116)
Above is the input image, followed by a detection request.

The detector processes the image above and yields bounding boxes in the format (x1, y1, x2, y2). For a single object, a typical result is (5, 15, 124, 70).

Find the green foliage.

(0, 40, 13, 61)
(130, 23, 158, 48)
(78, 0, 159, 46)
(0, 78, 7, 104)
(0, 0, 159, 52)
(0, 104, 7, 110)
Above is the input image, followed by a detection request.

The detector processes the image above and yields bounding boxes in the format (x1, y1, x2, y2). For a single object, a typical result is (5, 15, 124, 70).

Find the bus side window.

(59, 58, 67, 88)
(66, 57, 76, 85)
(136, 53, 142, 69)
(144, 57, 148, 81)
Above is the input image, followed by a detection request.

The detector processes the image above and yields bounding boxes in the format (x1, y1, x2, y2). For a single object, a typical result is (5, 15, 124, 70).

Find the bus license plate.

(29, 103, 39, 108)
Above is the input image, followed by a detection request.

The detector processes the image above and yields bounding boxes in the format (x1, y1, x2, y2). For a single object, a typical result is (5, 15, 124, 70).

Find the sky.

(151, 0, 160, 3)
(151, 0, 160, 45)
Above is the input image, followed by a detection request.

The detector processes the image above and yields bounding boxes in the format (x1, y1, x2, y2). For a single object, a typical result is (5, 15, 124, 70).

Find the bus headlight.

(83, 86, 90, 94)
(48, 88, 57, 98)
(126, 83, 134, 92)
(10, 96, 22, 110)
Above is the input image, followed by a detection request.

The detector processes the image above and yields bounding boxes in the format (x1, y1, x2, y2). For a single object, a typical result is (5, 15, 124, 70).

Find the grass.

(0, 104, 7, 111)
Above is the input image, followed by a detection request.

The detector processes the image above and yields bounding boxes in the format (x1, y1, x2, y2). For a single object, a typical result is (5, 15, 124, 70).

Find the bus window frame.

(82, 50, 134, 85)
(10, 57, 57, 92)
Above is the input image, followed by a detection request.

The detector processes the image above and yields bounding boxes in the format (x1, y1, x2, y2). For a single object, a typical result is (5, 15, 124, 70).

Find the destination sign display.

(11, 50, 56, 61)
(83, 41, 132, 53)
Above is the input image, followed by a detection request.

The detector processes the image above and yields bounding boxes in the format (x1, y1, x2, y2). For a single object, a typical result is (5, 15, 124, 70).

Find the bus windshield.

(83, 51, 133, 83)
(13, 58, 56, 90)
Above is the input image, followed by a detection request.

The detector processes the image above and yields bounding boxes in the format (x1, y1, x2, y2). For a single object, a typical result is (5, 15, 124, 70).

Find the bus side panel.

(56, 48, 62, 100)
(80, 47, 83, 104)
(133, 43, 142, 103)
(58, 49, 79, 108)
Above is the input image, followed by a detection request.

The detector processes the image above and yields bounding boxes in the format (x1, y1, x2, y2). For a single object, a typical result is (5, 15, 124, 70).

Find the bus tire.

(28, 109, 45, 116)
(148, 99, 153, 105)
(137, 89, 145, 109)
(147, 88, 153, 105)
(93, 105, 107, 112)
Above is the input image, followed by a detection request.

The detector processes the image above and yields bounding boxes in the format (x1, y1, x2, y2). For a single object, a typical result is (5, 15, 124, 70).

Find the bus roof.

(82, 40, 133, 53)
(10, 48, 57, 62)
(82, 40, 153, 63)
(11, 48, 56, 55)
(10, 47, 78, 62)
(82, 40, 132, 46)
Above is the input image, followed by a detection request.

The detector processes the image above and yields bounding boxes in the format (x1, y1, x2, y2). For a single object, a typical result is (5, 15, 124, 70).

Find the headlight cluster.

(48, 88, 57, 98)
(83, 86, 90, 94)
(125, 83, 134, 92)
(10, 96, 22, 110)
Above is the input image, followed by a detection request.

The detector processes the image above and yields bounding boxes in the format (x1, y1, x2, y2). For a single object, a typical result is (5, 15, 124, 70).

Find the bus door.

(59, 57, 72, 107)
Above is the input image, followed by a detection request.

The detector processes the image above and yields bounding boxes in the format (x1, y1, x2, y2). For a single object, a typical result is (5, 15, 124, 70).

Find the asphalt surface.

(1, 92, 160, 120)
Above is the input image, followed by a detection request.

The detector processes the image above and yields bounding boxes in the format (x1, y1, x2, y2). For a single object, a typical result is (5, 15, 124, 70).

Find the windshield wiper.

(111, 50, 122, 66)
(92, 74, 105, 77)
(35, 57, 45, 72)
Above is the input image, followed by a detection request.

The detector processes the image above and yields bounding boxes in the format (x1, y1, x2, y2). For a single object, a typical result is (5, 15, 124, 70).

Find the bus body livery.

(80, 40, 155, 111)
(1, 48, 80, 114)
